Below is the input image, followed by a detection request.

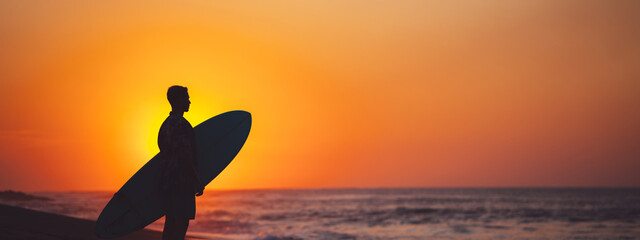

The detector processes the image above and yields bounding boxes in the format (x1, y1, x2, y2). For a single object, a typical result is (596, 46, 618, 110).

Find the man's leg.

(173, 218, 190, 240)
(162, 216, 174, 240)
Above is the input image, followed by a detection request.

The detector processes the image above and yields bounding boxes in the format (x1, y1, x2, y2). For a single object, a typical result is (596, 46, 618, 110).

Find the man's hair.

(167, 85, 188, 107)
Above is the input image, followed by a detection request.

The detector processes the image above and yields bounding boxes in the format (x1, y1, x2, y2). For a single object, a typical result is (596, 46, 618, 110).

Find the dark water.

(3, 188, 640, 239)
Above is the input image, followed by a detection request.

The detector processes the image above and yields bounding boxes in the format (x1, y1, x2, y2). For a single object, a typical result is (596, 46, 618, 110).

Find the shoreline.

(0, 203, 208, 240)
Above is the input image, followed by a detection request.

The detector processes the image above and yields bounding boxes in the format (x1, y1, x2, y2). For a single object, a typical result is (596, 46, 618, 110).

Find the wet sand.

(0, 203, 203, 240)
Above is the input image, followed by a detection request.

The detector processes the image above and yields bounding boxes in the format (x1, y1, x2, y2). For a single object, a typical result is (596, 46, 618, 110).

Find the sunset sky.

(0, 0, 639, 191)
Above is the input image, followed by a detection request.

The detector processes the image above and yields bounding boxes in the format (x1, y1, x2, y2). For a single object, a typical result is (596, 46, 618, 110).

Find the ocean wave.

(5, 188, 640, 239)
(191, 219, 254, 234)
(252, 205, 640, 227)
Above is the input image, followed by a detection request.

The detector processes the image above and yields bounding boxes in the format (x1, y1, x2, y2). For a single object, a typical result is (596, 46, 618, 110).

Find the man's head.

(167, 85, 190, 112)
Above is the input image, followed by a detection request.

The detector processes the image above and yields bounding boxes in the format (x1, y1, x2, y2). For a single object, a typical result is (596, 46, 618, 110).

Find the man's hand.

(195, 181, 204, 197)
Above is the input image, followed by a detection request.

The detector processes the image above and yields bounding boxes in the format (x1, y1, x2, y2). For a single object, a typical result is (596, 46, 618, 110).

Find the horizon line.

(6, 185, 640, 193)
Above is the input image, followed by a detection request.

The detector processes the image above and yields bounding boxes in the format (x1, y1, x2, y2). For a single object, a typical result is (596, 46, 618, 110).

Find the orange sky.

(0, 0, 639, 191)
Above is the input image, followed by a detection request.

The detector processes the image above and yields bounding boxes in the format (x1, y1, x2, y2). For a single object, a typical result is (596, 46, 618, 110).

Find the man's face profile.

(184, 94, 190, 112)
(178, 93, 190, 113)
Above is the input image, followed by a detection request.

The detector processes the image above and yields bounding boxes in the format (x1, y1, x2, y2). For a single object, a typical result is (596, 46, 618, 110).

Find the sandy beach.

(0, 203, 166, 240)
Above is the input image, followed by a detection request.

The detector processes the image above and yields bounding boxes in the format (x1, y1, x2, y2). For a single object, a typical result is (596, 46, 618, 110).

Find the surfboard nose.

(227, 110, 251, 124)
(232, 110, 251, 120)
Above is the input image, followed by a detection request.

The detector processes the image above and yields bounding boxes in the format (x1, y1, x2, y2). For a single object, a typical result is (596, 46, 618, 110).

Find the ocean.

(2, 188, 639, 239)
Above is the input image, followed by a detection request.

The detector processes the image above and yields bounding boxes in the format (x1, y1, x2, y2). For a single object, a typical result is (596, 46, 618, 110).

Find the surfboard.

(95, 110, 251, 239)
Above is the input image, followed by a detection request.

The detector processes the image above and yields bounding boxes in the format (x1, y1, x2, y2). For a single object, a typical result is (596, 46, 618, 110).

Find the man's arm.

(182, 145, 203, 196)
(178, 125, 204, 196)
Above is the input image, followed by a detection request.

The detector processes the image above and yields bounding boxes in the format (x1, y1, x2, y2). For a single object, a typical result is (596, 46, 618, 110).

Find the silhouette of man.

(158, 85, 204, 240)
